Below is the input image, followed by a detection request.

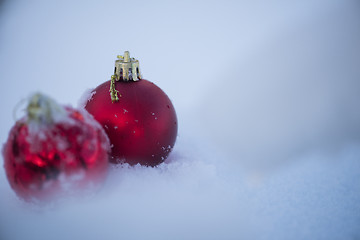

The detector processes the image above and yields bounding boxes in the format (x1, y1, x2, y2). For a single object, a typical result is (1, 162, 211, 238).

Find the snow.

(78, 89, 96, 109)
(1, 143, 359, 240)
(26, 93, 68, 133)
(0, 0, 360, 240)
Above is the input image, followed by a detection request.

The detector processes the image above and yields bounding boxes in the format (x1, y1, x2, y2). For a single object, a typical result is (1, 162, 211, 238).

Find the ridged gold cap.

(114, 51, 142, 81)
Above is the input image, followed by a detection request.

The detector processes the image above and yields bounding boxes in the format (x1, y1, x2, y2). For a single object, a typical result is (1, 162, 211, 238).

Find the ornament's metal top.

(109, 51, 142, 102)
(114, 51, 142, 82)
(26, 93, 65, 125)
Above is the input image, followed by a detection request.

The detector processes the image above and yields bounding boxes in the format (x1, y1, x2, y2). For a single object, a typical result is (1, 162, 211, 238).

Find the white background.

(0, 0, 359, 239)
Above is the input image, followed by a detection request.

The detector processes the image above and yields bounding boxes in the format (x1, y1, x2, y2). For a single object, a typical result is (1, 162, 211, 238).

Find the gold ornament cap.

(114, 51, 142, 81)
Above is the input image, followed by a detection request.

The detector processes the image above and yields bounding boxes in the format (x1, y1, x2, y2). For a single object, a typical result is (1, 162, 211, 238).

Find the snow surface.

(0, 0, 360, 239)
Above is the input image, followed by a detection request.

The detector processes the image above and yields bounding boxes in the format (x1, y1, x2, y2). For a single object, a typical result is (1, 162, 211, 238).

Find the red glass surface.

(3, 107, 109, 201)
(85, 79, 178, 166)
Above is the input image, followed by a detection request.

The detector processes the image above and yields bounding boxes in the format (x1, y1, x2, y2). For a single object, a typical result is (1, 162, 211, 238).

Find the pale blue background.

(0, 0, 359, 239)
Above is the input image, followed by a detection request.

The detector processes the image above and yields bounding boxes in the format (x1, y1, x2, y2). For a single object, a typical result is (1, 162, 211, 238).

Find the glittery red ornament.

(3, 93, 110, 201)
(84, 51, 177, 166)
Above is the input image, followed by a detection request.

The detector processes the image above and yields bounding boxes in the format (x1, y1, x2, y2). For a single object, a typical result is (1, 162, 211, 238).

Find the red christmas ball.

(3, 93, 110, 201)
(84, 79, 177, 166)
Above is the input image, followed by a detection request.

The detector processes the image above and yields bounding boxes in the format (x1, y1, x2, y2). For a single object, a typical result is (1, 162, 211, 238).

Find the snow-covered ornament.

(3, 93, 110, 201)
(84, 51, 177, 166)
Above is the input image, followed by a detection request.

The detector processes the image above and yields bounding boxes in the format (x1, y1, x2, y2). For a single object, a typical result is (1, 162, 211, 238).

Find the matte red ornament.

(84, 51, 177, 166)
(3, 93, 110, 201)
